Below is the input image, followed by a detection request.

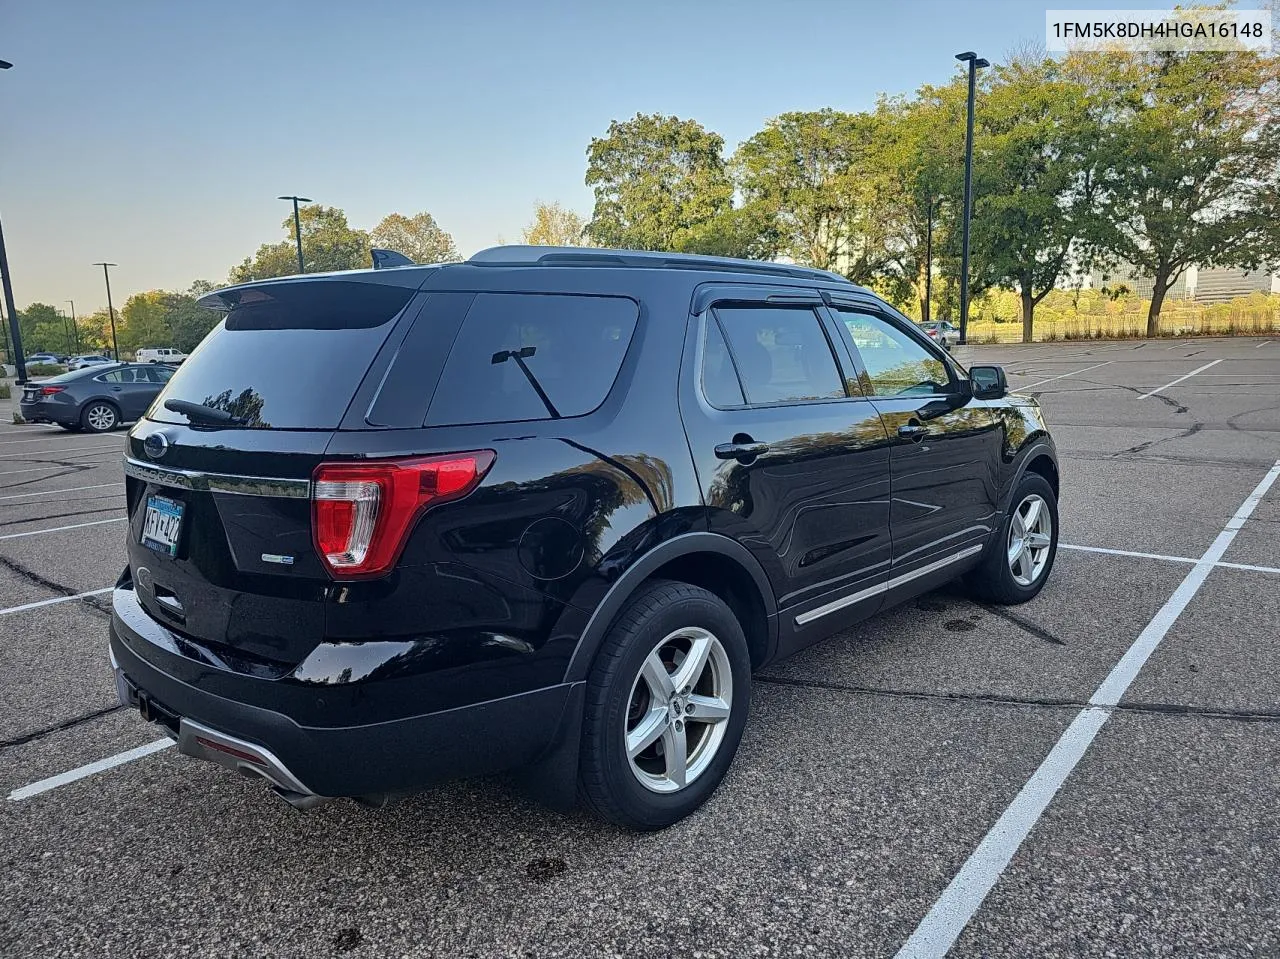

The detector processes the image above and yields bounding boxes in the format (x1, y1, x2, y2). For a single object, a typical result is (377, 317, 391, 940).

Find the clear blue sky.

(1, 0, 1181, 315)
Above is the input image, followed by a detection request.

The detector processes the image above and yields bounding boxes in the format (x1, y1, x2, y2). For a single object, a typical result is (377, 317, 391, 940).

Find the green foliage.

(18, 302, 76, 354)
(735, 109, 891, 280)
(672, 203, 780, 261)
(0, 382, 10, 400)
(26, 363, 64, 376)
(1083, 45, 1280, 334)
(969, 57, 1106, 341)
(370, 212, 461, 264)
(119, 291, 171, 354)
(521, 202, 589, 246)
(229, 205, 371, 282)
(585, 113, 733, 250)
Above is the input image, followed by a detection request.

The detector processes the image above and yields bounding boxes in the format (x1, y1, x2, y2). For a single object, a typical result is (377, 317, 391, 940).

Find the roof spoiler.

(371, 248, 415, 270)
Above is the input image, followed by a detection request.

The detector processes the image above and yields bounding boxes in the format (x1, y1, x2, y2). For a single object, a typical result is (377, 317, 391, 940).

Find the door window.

(709, 306, 846, 406)
(834, 310, 952, 397)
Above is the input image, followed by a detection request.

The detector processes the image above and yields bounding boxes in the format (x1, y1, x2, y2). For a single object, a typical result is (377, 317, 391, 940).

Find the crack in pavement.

(0, 506, 123, 529)
(0, 704, 127, 749)
(0, 554, 112, 619)
(1111, 422, 1205, 458)
(754, 675, 1280, 724)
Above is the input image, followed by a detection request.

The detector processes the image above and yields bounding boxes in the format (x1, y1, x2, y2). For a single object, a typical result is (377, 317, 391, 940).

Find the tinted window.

(151, 281, 414, 429)
(701, 320, 746, 408)
(425, 293, 637, 426)
(836, 310, 951, 397)
(144, 366, 173, 384)
(98, 368, 147, 384)
(713, 306, 845, 405)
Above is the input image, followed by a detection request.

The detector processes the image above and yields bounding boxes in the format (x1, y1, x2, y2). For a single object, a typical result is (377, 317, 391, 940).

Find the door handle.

(715, 441, 769, 461)
(898, 422, 929, 441)
(110, 386, 122, 392)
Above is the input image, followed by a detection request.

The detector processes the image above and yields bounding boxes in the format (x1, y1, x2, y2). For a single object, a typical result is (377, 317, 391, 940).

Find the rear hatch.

(123, 277, 420, 672)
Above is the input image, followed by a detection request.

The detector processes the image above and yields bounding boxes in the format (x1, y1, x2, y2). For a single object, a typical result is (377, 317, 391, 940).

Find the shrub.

(26, 363, 64, 376)
(0, 382, 9, 400)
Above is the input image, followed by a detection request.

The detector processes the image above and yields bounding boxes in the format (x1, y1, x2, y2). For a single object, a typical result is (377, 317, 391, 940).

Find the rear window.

(150, 281, 414, 429)
(424, 293, 638, 426)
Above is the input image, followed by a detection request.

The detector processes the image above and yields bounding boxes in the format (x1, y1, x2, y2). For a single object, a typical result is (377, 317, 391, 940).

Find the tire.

(578, 579, 751, 830)
(967, 472, 1059, 604)
(81, 401, 119, 433)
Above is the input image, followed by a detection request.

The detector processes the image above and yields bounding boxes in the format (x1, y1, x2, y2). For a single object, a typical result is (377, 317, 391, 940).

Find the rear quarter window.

(424, 293, 638, 426)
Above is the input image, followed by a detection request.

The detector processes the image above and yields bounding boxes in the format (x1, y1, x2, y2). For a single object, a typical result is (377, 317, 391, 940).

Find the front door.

(826, 301, 1002, 596)
(679, 291, 893, 653)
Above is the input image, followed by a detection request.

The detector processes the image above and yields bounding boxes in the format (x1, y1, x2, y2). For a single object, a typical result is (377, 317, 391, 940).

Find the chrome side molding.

(795, 544, 985, 626)
(124, 457, 311, 499)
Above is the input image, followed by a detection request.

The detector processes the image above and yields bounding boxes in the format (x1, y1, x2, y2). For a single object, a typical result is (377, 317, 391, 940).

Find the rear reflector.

(312, 451, 495, 578)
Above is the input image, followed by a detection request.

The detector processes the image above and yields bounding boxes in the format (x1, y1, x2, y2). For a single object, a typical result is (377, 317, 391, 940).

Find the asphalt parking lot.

(1, 336, 1278, 958)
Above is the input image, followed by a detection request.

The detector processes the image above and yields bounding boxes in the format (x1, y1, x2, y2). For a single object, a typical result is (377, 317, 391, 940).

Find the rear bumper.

(109, 586, 582, 798)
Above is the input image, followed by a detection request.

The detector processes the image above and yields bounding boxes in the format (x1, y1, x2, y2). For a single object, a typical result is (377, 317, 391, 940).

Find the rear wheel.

(967, 473, 1058, 604)
(578, 580, 751, 830)
(81, 401, 119, 433)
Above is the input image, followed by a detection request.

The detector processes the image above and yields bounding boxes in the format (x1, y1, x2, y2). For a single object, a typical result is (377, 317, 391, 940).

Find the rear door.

(97, 368, 155, 419)
(123, 277, 421, 670)
(679, 287, 893, 651)
(826, 298, 1001, 591)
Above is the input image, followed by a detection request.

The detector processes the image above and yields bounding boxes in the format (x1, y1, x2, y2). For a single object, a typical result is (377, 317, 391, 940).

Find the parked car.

(26, 353, 64, 366)
(68, 354, 116, 371)
(110, 247, 1059, 829)
(20, 362, 174, 432)
(919, 320, 961, 349)
(136, 347, 188, 364)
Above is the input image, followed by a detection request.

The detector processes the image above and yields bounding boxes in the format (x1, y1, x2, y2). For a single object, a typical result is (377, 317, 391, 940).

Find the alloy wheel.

(624, 626, 732, 794)
(86, 404, 117, 432)
(1007, 493, 1052, 587)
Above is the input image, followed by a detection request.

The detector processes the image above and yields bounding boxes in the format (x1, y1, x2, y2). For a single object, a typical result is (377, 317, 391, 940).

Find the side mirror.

(970, 365, 1008, 399)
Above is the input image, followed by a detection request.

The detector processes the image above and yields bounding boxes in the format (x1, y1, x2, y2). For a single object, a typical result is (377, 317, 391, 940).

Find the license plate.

(141, 495, 184, 557)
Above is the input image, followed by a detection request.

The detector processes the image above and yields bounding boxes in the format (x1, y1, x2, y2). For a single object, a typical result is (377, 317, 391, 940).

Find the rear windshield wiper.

(164, 398, 247, 426)
(491, 347, 561, 419)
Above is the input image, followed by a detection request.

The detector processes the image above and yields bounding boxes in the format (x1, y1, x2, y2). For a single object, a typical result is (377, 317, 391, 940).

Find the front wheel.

(578, 580, 751, 830)
(966, 473, 1058, 604)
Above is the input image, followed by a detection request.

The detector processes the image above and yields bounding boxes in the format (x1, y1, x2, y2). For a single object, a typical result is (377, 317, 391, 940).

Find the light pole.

(955, 51, 989, 346)
(278, 195, 312, 274)
(67, 299, 79, 352)
(0, 58, 27, 384)
(93, 263, 120, 360)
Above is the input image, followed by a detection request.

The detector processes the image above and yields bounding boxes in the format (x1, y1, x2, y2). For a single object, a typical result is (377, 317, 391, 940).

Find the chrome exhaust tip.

(272, 786, 333, 811)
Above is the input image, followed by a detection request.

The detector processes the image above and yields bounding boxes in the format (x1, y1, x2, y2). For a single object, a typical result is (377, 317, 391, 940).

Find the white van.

(136, 347, 187, 364)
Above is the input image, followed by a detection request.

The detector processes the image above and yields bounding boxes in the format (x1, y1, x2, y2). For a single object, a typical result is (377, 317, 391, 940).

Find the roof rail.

(467, 245, 854, 285)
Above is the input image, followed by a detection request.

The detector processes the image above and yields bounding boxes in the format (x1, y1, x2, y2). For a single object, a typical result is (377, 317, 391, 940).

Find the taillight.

(311, 451, 495, 578)
(40, 386, 66, 395)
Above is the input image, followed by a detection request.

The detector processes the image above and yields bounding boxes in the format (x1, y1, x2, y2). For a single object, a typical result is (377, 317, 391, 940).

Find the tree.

(969, 57, 1106, 341)
(873, 84, 967, 318)
(1087, 43, 1280, 336)
(370, 211, 461, 263)
(734, 109, 892, 282)
(521, 202, 589, 246)
(585, 113, 733, 250)
(673, 203, 780, 261)
(119, 291, 171, 354)
(18, 303, 74, 354)
(162, 281, 221, 353)
(230, 205, 370, 283)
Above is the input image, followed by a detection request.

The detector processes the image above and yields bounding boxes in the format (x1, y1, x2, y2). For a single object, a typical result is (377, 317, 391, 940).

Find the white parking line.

(1019, 361, 1113, 391)
(896, 459, 1280, 958)
(0, 482, 122, 502)
(1256, 340, 1272, 348)
(0, 465, 66, 477)
(7, 740, 174, 801)
(0, 517, 126, 541)
(1137, 358, 1223, 399)
(1060, 543, 1280, 576)
(0, 587, 113, 617)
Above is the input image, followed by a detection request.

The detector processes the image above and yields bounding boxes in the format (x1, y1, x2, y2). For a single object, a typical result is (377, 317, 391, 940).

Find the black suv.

(110, 246, 1059, 829)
